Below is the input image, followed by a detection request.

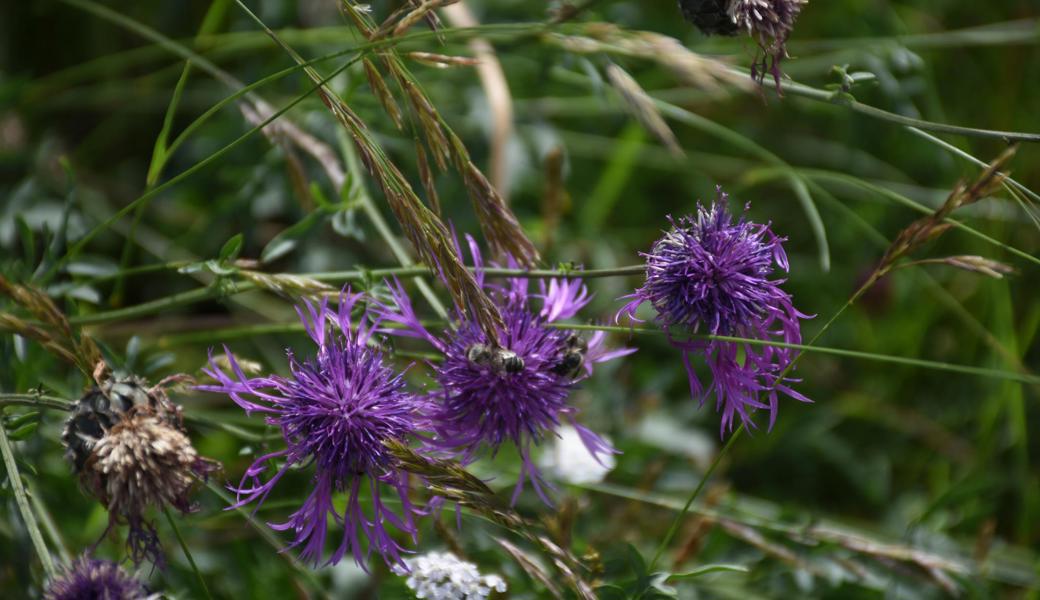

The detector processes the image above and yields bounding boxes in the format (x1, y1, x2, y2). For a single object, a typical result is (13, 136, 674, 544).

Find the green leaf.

(218, 234, 244, 262)
(126, 335, 141, 370)
(310, 181, 334, 208)
(667, 564, 749, 580)
(16, 216, 36, 269)
(4, 412, 39, 429)
(66, 256, 119, 277)
(7, 422, 39, 441)
(260, 210, 327, 264)
(625, 543, 648, 578)
(594, 585, 627, 600)
(205, 259, 237, 276)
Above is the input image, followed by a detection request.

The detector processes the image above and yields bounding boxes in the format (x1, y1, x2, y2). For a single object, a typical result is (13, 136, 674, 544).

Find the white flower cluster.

(540, 425, 616, 485)
(392, 552, 507, 600)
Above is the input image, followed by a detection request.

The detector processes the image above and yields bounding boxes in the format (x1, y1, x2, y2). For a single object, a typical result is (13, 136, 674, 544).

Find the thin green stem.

(650, 99, 830, 271)
(147, 318, 1040, 385)
(0, 394, 75, 412)
(789, 167, 1040, 269)
(0, 424, 57, 579)
(648, 425, 744, 572)
(562, 324, 1040, 386)
(28, 482, 72, 564)
(50, 30, 360, 273)
(773, 75, 1040, 143)
(163, 507, 214, 600)
(203, 482, 332, 599)
(643, 271, 883, 572)
(69, 265, 646, 325)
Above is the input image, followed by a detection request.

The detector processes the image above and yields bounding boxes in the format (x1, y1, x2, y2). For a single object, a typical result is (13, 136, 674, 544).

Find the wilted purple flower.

(44, 557, 152, 600)
(619, 187, 810, 434)
(198, 291, 426, 570)
(728, 0, 807, 89)
(374, 236, 633, 504)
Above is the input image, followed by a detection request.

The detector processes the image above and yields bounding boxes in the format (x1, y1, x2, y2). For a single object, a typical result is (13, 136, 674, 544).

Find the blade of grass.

(163, 507, 214, 600)
(114, 0, 231, 305)
(650, 98, 831, 272)
(0, 424, 57, 579)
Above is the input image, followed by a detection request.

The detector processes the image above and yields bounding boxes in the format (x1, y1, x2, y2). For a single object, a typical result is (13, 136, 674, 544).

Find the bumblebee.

(677, 0, 740, 36)
(467, 344, 525, 375)
(552, 333, 588, 378)
(61, 374, 178, 473)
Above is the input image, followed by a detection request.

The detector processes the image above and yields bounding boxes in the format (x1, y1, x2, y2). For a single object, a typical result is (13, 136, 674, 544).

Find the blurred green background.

(1, 1, 1038, 598)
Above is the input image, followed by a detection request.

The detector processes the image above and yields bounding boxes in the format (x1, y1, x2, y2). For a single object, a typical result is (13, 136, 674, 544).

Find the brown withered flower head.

(678, 0, 807, 90)
(61, 372, 219, 565)
(728, 0, 807, 89)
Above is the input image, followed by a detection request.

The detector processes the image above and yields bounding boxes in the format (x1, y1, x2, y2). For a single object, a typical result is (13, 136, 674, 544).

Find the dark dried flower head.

(619, 187, 810, 433)
(44, 557, 152, 600)
(62, 375, 175, 473)
(199, 290, 427, 570)
(677, 0, 740, 36)
(61, 374, 217, 565)
(375, 237, 633, 504)
(728, 0, 807, 88)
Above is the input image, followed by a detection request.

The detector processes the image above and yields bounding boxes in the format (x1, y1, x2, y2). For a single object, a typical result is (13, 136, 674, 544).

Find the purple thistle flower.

(728, 0, 807, 90)
(44, 557, 151, 600)
(374, 236, 633, 504)
(619, 187, 811, 434)
(198, 290, 427, 570)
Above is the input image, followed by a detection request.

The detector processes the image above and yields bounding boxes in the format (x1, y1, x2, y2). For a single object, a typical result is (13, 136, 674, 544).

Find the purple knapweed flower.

(374, 236, 633, 504)
(198, 290, 427, 570)
(618, 187, 810, 434)
(728, 0, 807, 89)
(44, 557, 152, 600)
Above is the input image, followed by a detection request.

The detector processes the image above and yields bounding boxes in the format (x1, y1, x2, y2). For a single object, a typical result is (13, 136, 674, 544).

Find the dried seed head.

(84, 406, 218, 564)
(86, 409, 206, 522)
(940, 255, 1015, 279)
(61, 373, 217, 565)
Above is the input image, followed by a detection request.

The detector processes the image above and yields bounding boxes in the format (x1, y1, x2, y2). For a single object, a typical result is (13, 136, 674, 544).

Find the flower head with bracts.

(198, 290, 427, 570)
(618, 187, 811, 434)
(44, 557, 153, 600)
(61, 370, 218, 566)
(373, 236, 633, 504)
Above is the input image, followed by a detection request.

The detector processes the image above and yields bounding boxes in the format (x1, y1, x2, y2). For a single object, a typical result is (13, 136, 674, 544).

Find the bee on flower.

(373, 235, 633, 504)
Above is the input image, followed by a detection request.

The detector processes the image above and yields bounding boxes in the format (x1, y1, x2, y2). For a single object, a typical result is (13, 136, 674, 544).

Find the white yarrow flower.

(392, 552, 507, 600)
(540, 425, 616, 485)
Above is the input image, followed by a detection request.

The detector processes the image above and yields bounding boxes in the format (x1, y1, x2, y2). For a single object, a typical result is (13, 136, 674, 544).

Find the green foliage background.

(1, 0, 1038, 598)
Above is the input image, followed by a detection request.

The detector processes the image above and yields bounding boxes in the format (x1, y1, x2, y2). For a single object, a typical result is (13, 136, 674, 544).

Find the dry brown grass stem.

(861, 147, 1016, 294)
(0, 274, 102, 376)
(442, 2, 517, 203)
(606, 61, 684, 157)
(547, 25, 752, 93)
(342, 2, 538, 268)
